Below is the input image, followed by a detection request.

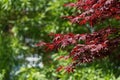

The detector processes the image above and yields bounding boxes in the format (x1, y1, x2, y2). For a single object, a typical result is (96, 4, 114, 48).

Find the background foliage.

(0, 0, 120, 80)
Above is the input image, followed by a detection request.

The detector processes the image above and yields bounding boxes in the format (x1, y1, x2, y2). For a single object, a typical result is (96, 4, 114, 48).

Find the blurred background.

(0, 0, 120, 80)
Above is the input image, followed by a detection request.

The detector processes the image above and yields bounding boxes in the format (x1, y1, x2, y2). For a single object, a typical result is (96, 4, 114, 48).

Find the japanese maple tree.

(37, 0, 120, 72)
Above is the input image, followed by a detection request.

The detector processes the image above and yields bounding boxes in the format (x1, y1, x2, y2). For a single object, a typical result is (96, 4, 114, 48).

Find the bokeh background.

(0, 0, 120, 80)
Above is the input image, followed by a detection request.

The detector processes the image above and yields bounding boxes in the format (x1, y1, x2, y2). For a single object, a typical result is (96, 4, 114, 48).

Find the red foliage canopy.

(37, 0, 120, 72)
(63, 0, 120, 26)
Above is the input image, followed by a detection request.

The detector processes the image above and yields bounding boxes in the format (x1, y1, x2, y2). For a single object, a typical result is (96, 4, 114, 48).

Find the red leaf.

(36, 41, 46, 47)
(56, 66, 64, 72)
(64, 3, 76, 7)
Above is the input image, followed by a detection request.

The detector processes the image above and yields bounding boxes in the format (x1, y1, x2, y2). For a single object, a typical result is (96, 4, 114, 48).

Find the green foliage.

(0, 0, 120, 80)
(0, 70, 5, 80)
